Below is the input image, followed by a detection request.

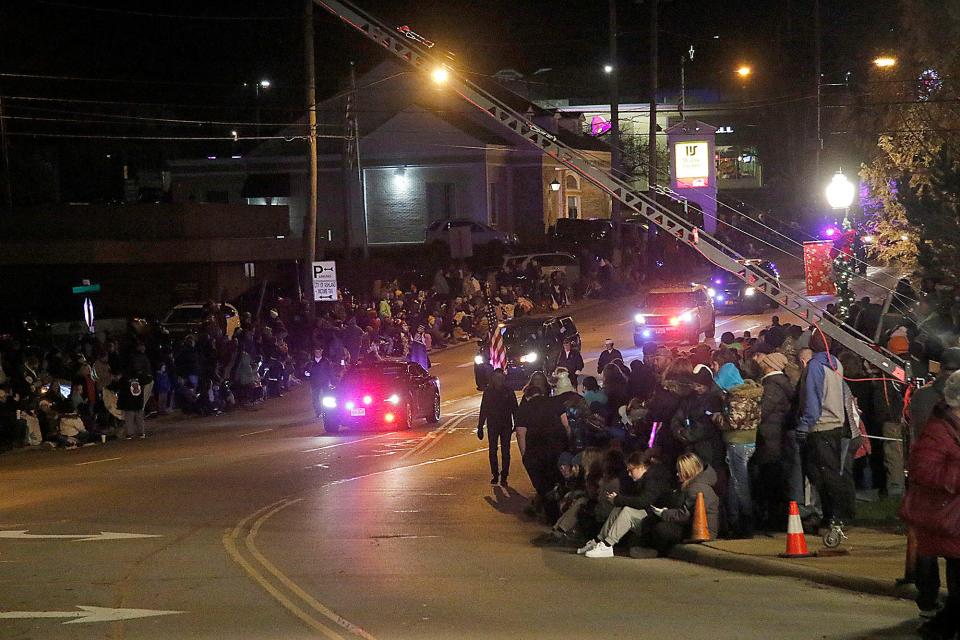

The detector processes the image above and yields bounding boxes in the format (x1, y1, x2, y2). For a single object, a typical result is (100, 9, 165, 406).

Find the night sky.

(0, 0, 899, 202)
(1, 0, 900, 111)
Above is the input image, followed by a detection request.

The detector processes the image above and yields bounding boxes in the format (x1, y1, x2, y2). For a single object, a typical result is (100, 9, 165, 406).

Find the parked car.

(552, 218, 614, 254)
(474, 314, 580, 390)
(502, 252, 580, 284)
(321, 359, 440, 431)
(709, 259, 780, 314)
(161, 302, 240, 339)
(632, 285, 715, 346)
(425, 219, 518, 247)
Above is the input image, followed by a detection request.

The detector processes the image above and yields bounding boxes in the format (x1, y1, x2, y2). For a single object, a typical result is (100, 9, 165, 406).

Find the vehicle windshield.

(164, 307, 204, 323)
(502, 323, 542, 350)
(341, 364, 406, 385)
(712, 272, 742, 286)
(644, 292, 697, 308)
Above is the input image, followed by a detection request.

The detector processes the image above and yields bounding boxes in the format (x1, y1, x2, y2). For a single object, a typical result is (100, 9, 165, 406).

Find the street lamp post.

(825, 170, 855, 225)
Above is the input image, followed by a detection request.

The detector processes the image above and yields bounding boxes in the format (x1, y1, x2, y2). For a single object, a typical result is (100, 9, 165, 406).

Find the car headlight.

(745, 287, 756, 297)
(680, 312, 694, 322)
(345, 401, 355, 410)
(520, 351, 538, 363)
(386, 394, 400, 405)
(634, 314, 645, 324)
(707, 288, 716, 298)
(474, 354, 485, 365)
(321, 396, 337, 409)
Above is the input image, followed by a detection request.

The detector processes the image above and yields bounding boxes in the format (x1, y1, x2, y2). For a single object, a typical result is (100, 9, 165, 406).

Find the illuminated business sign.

(674, 140, 710, 188)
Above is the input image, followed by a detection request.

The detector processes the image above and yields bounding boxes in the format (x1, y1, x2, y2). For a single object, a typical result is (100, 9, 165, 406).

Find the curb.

(667, 543, 921, 601)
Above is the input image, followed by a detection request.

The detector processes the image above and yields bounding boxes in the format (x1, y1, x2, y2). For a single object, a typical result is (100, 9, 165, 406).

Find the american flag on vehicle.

(484, 293, 506, 371)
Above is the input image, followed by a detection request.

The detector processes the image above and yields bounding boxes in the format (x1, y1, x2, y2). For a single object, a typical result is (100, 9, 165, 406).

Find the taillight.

(384, 413, 395, 423)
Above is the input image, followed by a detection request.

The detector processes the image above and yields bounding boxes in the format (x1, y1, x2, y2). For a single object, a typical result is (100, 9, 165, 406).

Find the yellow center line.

(415, 413, 472, 458)
(222, 501, 345, 640)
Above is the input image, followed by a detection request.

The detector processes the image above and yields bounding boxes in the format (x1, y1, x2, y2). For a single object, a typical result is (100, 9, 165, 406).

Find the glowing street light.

(873, 56, 897, 69)
(603, 64, 614, 74)
(549, 178, 561, 192)
(825, 171, 855, 210)
(736, 65, 752, 78)
(431, 67, 449, 84)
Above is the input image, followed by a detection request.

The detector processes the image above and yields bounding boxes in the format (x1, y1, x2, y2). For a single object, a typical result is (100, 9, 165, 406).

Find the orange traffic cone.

(687, 492, 711, 543)
(778, 501, 817, 558)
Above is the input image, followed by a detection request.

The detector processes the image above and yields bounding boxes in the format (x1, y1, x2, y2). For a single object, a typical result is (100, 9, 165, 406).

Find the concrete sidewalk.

(668, 527, 945, 601)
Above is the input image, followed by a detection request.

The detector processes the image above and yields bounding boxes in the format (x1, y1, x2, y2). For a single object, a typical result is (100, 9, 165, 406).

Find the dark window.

(205, 190, 229, 203)
(426, 183, 455, 222)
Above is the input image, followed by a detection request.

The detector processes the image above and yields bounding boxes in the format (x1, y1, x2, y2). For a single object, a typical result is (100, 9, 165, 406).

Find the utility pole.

(814, 0, 822, 186)
(350, 62, 370, 259)
(303, 0, 319, 317)
(0, 94, 12, 209)
(647, 0, 658, 191)
(608, 0, 621, 227)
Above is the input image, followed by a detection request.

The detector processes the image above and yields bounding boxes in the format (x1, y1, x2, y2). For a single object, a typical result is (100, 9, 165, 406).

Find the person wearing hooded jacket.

(577, 451, 674, 557)
(796, 329, 855, 529)
(908, 347, 960, 619)
(639, 453, 720, 555)
(902, 371, 960, 640)
(669, 369, 725, 479)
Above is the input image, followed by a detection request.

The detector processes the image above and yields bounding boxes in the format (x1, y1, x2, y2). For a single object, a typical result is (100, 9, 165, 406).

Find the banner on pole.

(803, 241, 836, 296)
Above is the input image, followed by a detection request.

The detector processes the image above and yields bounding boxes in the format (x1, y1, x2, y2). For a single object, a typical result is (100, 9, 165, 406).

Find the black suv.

(474, 314, 580, 390)
(710, 259, 780, 314)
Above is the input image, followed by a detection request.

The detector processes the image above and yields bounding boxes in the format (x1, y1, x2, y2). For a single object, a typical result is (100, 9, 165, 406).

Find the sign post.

(72, 279, 100, 334)
(311, 261, 339, 301)
(666, 119, 718, 233)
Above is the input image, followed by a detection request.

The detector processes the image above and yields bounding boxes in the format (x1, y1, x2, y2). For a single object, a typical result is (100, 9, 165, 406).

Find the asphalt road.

(0, 284, 920, 640)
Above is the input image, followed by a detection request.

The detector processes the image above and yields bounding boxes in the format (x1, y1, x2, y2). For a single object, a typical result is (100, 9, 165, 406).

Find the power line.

(33, 1, 293, 21)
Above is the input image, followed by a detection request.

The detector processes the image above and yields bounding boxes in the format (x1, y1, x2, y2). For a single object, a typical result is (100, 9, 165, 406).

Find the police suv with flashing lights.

(320, 359, 440, 432)
(709, 259, 781, 314)
(632, 285, 716, 347)
(474, 314, 580, 390)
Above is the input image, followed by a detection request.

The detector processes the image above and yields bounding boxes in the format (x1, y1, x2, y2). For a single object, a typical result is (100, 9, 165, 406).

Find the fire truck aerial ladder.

(314, 0, 909, 382)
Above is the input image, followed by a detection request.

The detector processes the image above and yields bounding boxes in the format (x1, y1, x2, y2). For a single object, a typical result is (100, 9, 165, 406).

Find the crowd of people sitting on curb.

(477, 317, 934, 563)
(0, 254, 599, 452)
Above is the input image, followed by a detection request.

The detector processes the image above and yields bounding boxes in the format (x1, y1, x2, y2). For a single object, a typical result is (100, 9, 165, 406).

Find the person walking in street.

(477, 369, 518, 486)
(908, 346, 960, 620)
(555, 338, 584, 390)
(795, 329, 855, 533)
(303, 347, 335, 419)
(901, 370, 960, 640)
(597, 339, 624, 375)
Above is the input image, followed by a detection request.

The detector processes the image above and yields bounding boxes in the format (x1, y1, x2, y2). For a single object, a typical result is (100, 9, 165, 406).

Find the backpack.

(720, 380, 764, 431)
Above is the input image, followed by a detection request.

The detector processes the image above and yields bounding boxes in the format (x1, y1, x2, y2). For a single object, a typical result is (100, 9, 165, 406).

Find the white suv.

(502, 252, 580, 284)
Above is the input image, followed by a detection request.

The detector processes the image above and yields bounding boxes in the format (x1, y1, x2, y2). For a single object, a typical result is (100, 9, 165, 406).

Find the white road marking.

(0, 605, 183, 625)
(300, 433, 390, 453)
(74, 457, 121, 467)
(239, 428, 274, 438)
(0, 530, 161, 542)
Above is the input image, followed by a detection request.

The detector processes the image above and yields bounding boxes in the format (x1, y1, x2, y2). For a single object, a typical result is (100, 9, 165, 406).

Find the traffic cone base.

(685, 491, 711, 543)
(779, 500, 817, 558)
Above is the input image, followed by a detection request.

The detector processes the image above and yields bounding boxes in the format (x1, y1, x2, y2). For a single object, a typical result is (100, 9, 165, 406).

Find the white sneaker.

(585, 541, 614, 558)
(576, 539, 598, 555)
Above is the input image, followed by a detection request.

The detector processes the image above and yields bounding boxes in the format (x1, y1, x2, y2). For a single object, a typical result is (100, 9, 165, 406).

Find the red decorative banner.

(804, 240, 836, 296)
